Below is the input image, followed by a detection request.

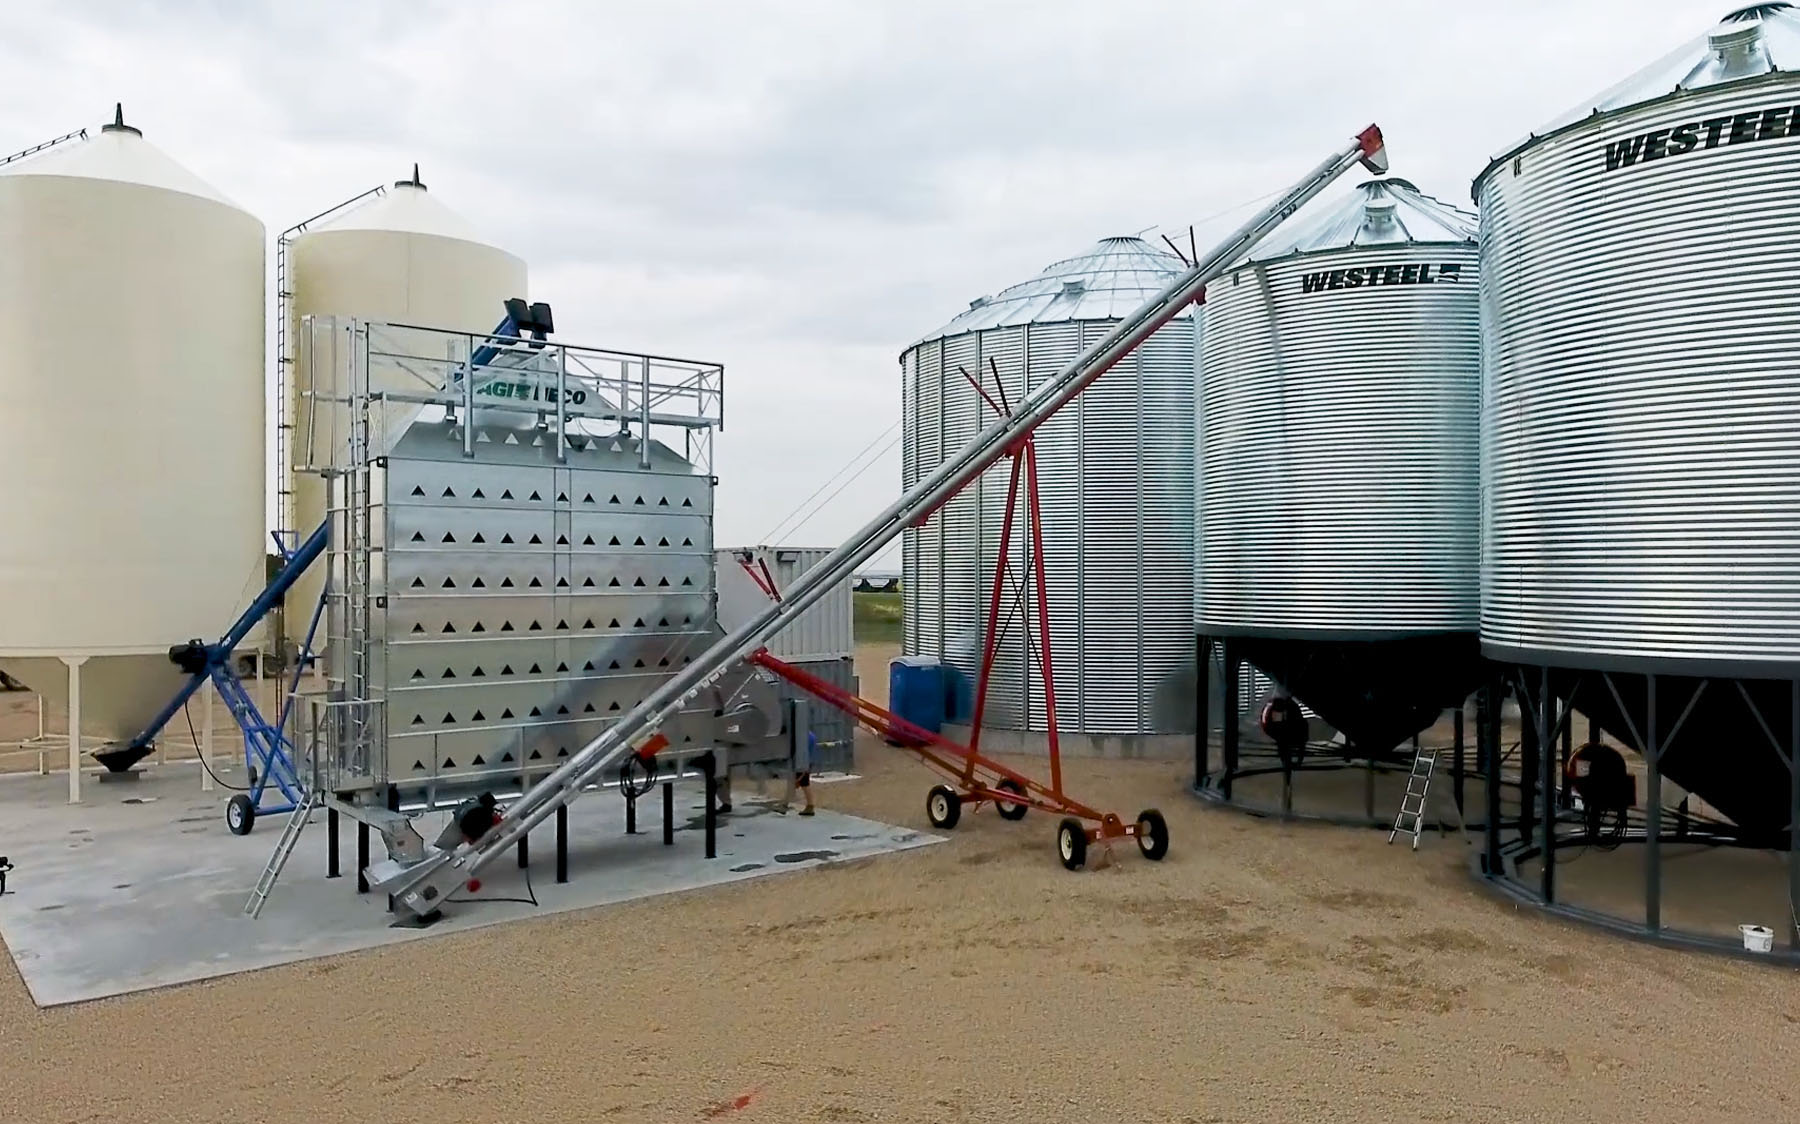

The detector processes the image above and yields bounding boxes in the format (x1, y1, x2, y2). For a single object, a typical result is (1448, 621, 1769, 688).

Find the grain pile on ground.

(3, 725, 1798, 1123)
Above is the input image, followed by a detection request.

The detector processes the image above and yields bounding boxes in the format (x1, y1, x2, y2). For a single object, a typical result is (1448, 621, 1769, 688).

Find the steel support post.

(1452, 705, 1466, 815)
(384, 786, 399, 908)
(662, 782, 674, 846)
(517, 832, 529, 870)
(625, 791, 637, 835)
(1790, 678, 1800, 950)
(703, 752, 718, 859)
(1221, 641, 1240, 801)
(1539, 667, 1555, 904)
(1519, 674, 1538, 849)
(1482, 677, 1502, 874)
(1195, 634, 1210, 787)
(327, 807, 340, 878)
(1559, 709, 1573, 810)
(556, 804, 569, 884)
(1645, 673, 1662, 934)
(462, 332, 476, 457)
(62, 656, 85, 804)
(357, 821, 370, 893)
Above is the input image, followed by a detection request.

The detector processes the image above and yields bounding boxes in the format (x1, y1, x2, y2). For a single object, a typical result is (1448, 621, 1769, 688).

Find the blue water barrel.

(888, 656, 946, 742)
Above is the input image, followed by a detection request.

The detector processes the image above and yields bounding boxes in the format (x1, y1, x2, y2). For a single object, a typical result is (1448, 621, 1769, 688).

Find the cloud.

(0, 0, 1737, 563)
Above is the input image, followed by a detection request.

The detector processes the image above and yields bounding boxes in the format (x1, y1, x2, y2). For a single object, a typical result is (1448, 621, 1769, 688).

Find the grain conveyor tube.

(386, 125, 1389, 919)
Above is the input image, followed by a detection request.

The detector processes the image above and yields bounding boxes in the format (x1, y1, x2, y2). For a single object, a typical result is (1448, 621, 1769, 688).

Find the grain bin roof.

(908, 235, 1188, 350)
(1481, 4, 1800, 181)
(1244, 178, 1475, 265)
(4, 111, 244, 210)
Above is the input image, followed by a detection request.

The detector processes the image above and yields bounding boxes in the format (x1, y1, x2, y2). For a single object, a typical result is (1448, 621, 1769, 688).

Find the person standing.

(780, 729, 817, 816)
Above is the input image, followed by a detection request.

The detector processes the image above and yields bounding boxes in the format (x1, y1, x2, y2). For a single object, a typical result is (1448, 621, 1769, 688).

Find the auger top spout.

(383, 124, 1390, 920)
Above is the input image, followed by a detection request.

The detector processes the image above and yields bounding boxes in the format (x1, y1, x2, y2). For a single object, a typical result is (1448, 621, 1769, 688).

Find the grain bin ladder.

(380, 125, 1391, 921)
(1388, 741, 1438, 850)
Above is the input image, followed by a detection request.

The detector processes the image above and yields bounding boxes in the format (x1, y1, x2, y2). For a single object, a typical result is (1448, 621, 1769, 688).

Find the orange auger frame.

(751, 650, 1167, 869)
(743, 360, 1169, 869)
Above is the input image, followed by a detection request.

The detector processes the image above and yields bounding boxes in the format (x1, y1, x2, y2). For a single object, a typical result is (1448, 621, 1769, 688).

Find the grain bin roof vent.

(1364, 195, 1399, 232)
(1710, 16, 1769, 74)
(100, 102, 140, 137)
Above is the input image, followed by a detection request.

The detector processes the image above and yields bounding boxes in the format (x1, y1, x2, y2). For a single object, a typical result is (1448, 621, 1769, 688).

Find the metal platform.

(0, 762, 937, 1007)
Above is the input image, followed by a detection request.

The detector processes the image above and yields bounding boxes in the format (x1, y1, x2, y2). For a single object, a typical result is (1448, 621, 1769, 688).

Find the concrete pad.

(0, 763, 939, 1007)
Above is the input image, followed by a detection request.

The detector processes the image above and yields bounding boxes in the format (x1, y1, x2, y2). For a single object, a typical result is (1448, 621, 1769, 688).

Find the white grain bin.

(0, 108, 265, 739)
(1196, 177, 1482, 754)
(1477, 3, 1800, 837)
(901, 236, 1197, 752)
(285, 168, 527, 645)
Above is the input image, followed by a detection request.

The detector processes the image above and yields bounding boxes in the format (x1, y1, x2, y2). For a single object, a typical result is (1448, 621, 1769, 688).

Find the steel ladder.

(244, 792, 320, 918)
(1388, 743, 1438, 850)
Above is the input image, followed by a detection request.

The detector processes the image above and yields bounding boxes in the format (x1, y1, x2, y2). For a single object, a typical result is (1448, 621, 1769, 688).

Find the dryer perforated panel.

(371, 420, 716, 793)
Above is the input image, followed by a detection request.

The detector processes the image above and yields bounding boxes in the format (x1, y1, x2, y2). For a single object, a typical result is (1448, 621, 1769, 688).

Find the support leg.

(1645, 673, 1662, 935)
(662, 782, 675, 846)
(517, 831, 529, 870)
(385, 787, 400, 910)
(1453, 705, 1466, 816)
(1559, 706, 1573, 810)
(1789, 679, 1800, 950)
(1482, 676, 1502, 874)
(625, 791, 637, 835)
(1539, 667, 1555, 904)
(327, 806, 340, 879)
(1519, 676, 1538, 849)
(356, 821, 370, 894)
(1195, 634, 1210, 787)
(1221, 642, 1240, 801)
(556, 803, 569, 885)
(703, 752, 718, 860)
(62, 656, 85, 805)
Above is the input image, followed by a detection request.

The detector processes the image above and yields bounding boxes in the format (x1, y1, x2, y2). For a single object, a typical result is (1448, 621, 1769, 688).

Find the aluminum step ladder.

(244, 792, 320, 918)
(1388, 744, 1438, 850)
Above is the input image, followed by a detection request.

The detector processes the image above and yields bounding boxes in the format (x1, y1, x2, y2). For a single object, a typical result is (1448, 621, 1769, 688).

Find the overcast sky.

(0, 0, 1738, 569)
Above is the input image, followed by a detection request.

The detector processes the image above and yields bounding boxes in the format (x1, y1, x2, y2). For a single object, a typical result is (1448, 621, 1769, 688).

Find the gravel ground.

(2, 644, 1798, 1122)
(2, 735, 1798, 1123)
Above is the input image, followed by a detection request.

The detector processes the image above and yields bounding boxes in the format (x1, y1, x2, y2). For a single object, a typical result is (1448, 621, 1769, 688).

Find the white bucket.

(1739, 924, 1774, 954)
